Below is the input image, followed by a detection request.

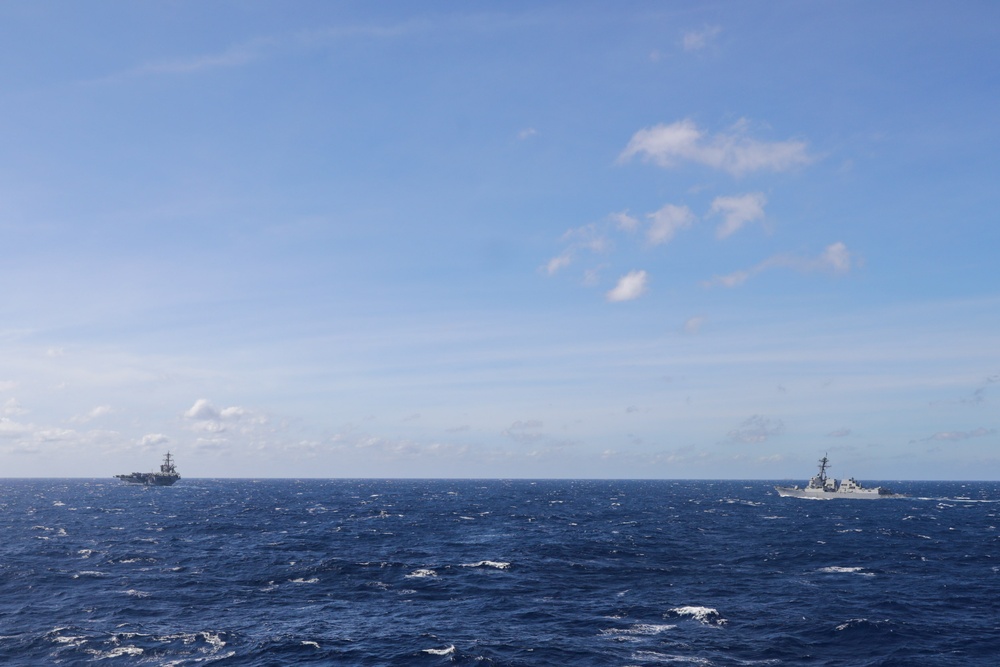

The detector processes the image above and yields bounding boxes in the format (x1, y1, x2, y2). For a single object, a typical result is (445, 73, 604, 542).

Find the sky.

(1, 1, 998, 479)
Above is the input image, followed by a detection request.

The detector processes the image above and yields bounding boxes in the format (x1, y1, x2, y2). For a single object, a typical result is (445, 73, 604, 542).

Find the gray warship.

(775, 455, 903, 499)
(115, 452, 181, 486)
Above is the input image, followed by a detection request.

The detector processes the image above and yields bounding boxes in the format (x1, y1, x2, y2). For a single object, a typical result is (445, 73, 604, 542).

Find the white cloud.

(610, 210, 640, 232)
(820, 241, 852, 273)
(0, 380, 17, 391)
(545, 253, 572, 275)
(703, 270, 751, 288)
(185, 398, 221, 421)
(703, 242, 855, 288)
(139, 433, 170, 448)
(0, 417, 31, 439)
(916, 427, 995, 443)
(683, 316, 706, 335)
(710, 192, 767, 239)
(184, 399, 254, 434)
(647, 204, 695, 246)
(606, 270, 649, 302)
(72, 405, 113, 423)
(518, 127, 538, 140)
(220, 406, 248, 419)
(3, 398, 27, 416)
(726, 415, 785, 444)
(543, 223, 611, 276)
(582, 265, 606, 287)
(501, 420, 545, 443)
(682, 25, 722, 52)
(37, 428, 78, 442)
(619, 119, 813, 176)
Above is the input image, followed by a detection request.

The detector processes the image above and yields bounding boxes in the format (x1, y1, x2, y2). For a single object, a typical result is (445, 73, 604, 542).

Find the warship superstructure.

(115, 452, 181, 486)
(775, 455, 902, 499)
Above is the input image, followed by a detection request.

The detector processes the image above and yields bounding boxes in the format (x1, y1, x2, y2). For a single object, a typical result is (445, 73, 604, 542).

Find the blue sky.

(1, 2, 998, 479)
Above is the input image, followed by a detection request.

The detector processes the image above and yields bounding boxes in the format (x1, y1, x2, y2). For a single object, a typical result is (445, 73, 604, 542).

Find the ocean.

(1, 479, 997, 665)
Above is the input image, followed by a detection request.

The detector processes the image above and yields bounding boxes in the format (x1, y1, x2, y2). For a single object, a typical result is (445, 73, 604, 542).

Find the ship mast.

(817, 454, 830, 482)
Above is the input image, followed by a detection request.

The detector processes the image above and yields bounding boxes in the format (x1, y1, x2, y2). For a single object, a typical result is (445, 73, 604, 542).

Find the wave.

(601, 623, 676, 639)
(835, 618, 897, 633)
(406, 569, 438, 578)
(461, 560, 511, 570)
(818, 566, 875, 577)
(667, 606, 727, 626)
(423, 645, 456, 656)
(632, 650, 712, 664)
(86, 646, 143, 659)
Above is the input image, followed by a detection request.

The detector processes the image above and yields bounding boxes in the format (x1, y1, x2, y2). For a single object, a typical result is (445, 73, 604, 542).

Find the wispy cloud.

(90, 22, 423, 84)
(710, 193, 767, 239)
(542, 223, 611, 276)
(139, 433, 169, 448)
(961, 374, 999, 405)
(647, 204, 695, 246)
(682, 25, 722, 52)
(683, 316, 706, 335)
(704, 242, 856, 288)
(503, 419, 544, 443)
(3, 398, 27, 416)
(607, 270, 649, 302)
(610, 210, 640, 232)
(914, 427, 995, 443)
(70, 405, 113, 424)
(545, 253, 572, 275)
(619, 119, 813, 176)
(726, 415, 785, 444)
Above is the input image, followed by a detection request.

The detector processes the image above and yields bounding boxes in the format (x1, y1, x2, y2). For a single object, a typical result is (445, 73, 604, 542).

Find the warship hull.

(774, 454, 903, 500)
(774, 486, 903, 499)
(116, 452, 181, 486)
(115, 472, 180, 486)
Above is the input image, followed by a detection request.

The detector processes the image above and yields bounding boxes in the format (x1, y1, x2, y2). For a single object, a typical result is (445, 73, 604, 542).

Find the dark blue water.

(1, 479, 997, 665)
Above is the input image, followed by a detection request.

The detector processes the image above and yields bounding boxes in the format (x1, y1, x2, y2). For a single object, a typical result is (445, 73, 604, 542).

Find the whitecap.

(406, 568, 438, 578)
(51, 634, 88, 647)
(835, 617, 893, 632)
(290, 577, 319, 584)
(461, 560, 510, 570)
(602, 623, 676, 638)
(88, 646, 143, 658)
(199, 631, 227, 651)
(632, 651, 711, 664)
(668, 606, 727, 626)
(301, 640, 320, 648)
(124, 589, 151, 598)
(818, 566, 874, 576)
(73, 571, 106, 579)
(423, 645, 455, 655)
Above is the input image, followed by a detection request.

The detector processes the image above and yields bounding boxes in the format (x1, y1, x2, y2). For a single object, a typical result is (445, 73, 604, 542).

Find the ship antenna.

(818, 454, 830, 481)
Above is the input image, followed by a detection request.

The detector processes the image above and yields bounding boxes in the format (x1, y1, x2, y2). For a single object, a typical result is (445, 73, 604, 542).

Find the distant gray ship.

(775, 455, 903, 499)
(115, 452, 181, 486)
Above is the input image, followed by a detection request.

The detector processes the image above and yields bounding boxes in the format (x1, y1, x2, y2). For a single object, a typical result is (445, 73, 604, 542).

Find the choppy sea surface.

(1, 479, 998, 666)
